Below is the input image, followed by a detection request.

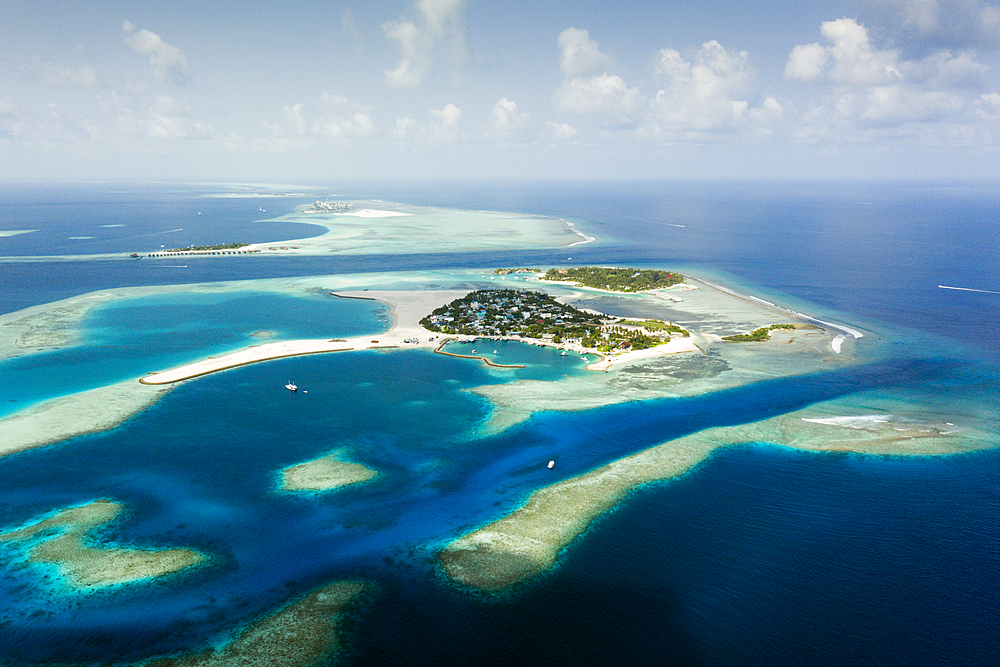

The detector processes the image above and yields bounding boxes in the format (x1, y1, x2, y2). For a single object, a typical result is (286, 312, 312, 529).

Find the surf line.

(939, 285, 1000, 295)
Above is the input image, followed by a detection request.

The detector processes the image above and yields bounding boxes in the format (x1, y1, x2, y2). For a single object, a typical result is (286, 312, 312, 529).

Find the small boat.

(561, 351, 568, 356)
(285, 381, 297, 392)
(493, 350, 498, 354)
(547, 460, 555, 469)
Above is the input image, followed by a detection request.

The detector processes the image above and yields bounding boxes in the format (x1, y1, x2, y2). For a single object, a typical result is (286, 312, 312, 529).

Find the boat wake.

(939, 285, 1000, 295)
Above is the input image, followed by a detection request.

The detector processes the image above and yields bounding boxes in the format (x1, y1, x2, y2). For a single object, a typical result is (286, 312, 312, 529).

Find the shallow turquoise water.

(0, 291, 386, 417)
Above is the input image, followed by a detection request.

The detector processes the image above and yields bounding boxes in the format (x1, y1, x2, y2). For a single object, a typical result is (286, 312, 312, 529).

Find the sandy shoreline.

(0, 274, 857, 456)
(139, 290, 465, 384)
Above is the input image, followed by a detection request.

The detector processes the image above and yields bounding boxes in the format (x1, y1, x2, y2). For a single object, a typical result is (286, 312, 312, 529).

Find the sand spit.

(0, 500, 206, 589)
(140, 290, 465, 385)
(138, 581, 365, 667)
(343, 208, 412, 218)
(0, 380, 172, 458)
(440, 407, 990, 591)
(280, 452, 379, 491)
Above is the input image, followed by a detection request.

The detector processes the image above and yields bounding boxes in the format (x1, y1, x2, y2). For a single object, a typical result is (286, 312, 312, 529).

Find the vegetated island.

(302, 201, 355, 213)
(164, 242, 250, 252)
(420, 288, 688, 352)
(543, 266, 684, 292)
(722, 323, 796, 342)
(493, 267, 541, 275)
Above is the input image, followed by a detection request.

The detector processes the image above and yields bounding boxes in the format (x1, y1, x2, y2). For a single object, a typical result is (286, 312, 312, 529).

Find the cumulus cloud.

(542, 121, 578, 142)
(488, 97, 530, 140)
(429, 103, 462, 142)
(553, 29, 643, 127)
(785, 16, 998, 139)
(312, 92, 377, 139)
(859, 0, 1000, 53)
(383, 0, 468, 87)
(784, 18, 902, 85)
(653, 40, 776, 133)
(555, 73, 644, 124)
(390, 104, 464, 145)
(122, 20, 191, 85)
(557, 28, 614, 77)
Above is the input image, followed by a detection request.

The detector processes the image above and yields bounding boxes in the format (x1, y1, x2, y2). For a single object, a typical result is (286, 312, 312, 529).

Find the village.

(420, 288, 689, 352)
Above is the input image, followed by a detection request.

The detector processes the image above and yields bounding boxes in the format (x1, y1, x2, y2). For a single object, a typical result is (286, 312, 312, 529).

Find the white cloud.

(543, 121, 578, 142)
(488, 97, 530, 141)
(785, 16, 999, 141)
(555, 73, 644, 126)
(312, 92, 377, 139)
(38, 63, 100, 87)
(429, 103, 462, 142)
(557, 28, 613, 77)
(553, 27, 643, 127)
(653, 40, 770, 133)
(394, 116, 418, 140)
(383, 0, 468, 87)
(122, 20, 191, 85)
(389, 104, 464, 145)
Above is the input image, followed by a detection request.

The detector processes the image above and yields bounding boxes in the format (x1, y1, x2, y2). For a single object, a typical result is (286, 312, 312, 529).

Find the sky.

(1, 0, 999, 182)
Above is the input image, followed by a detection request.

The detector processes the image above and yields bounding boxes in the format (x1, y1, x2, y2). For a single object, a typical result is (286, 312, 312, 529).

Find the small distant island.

(493, 268, 541, 275)
(421, 288, 688, 352)
(303, 201, 355, 213)
(722, 323, 797, 342)
(543, 266, 684, 292)
(164, 242, 250, 252)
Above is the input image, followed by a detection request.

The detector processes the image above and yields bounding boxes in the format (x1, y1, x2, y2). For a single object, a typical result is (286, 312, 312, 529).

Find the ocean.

(0, 181, 997, 665)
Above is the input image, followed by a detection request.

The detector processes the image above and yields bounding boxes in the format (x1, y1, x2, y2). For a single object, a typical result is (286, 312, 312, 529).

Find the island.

(302, 201, 355, 213)
(722, 323, 797, 341)
(543, 266, 684, 292)
(420, 288, 689, 351)
(493, 267, 541, 275)
(164, 242, 251, 252)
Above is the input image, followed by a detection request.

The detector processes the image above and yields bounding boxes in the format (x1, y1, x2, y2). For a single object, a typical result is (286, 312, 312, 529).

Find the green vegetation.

(619, 319, 690, 337)
(421, 289, 603, 339)
(165, 242, 250, 252)
(494, 268, 540, 275)
(721, 323, 796, 342)
(422, 290, 690, 353)
(543, 266, 684, 292)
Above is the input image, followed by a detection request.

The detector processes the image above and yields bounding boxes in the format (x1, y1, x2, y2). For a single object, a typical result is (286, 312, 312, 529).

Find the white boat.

(561, 351, 568, 356)
(547, 460, 555, 469)
(285, 381, 297, 392)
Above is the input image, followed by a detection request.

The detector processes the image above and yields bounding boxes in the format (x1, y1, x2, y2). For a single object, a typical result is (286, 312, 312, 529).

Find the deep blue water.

(0, 182, 998, 666)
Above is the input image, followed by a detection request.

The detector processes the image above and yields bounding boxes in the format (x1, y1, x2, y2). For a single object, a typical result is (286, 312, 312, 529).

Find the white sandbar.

(139, 290, 466, 385)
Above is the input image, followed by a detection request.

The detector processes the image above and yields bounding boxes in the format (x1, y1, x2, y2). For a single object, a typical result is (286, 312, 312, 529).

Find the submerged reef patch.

(0, 499, 206, 589)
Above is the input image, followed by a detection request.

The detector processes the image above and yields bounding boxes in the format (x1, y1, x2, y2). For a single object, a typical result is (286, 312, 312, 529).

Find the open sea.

(0, 181, 998, 665)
